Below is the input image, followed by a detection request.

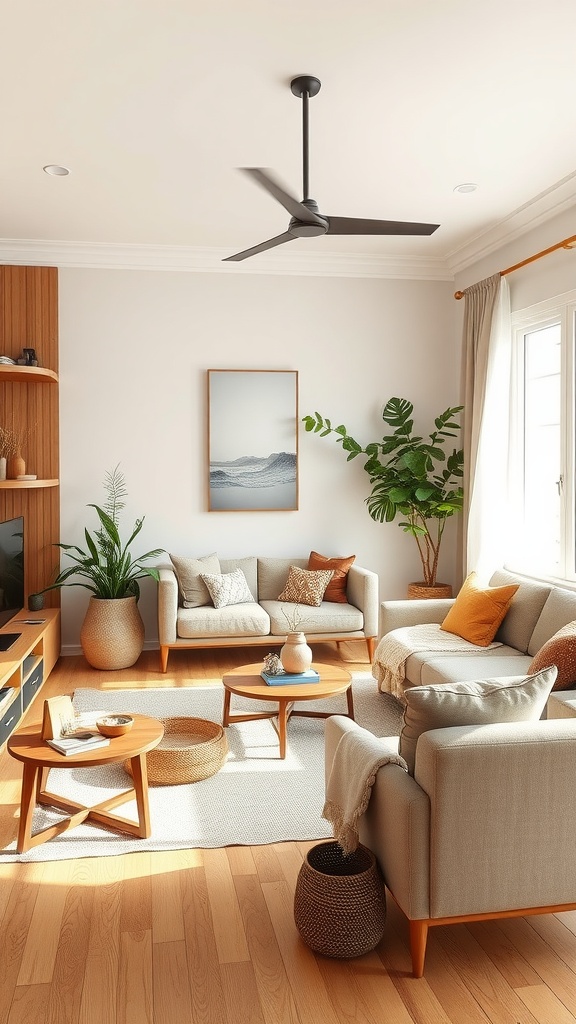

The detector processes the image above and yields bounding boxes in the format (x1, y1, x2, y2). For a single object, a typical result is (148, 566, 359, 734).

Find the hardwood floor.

(2, 642, 576, 1024)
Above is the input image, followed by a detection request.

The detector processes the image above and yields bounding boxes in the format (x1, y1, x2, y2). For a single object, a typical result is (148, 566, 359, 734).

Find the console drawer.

(0, 693, 21, 746)
(22, 659, 44, 711)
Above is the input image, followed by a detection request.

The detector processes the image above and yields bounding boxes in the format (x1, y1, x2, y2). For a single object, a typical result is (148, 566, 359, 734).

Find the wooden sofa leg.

(366, 637, 375, 662)
(160, 646, 169, 673)
(409, 920, 429, 978)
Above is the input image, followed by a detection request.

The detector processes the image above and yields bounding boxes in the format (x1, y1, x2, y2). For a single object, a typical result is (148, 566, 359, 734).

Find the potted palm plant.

(303, 397, 464, 596)
(43, 465, 164, 669)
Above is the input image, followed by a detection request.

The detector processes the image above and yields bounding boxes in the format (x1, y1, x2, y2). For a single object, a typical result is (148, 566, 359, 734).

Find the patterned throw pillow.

(528, 621, 576, 690)
(169, 552, 221, 608)
(200, 569, 255, 609)
(277, 565, 334, 607)
(307, 551, 356, 603)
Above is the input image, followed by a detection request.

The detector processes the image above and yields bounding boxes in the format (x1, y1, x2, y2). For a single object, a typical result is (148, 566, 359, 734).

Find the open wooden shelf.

(0, 364, 58, 384)
(0, 479, 59, 489)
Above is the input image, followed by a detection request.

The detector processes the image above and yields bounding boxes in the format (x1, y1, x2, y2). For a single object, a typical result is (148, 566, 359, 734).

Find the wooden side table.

(222, 662, 353, 759)
(8, 713, 164, 853)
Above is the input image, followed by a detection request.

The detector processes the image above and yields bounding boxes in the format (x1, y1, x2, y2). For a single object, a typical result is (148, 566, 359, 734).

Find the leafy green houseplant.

(44, 466, 164, 669)
(303, 397, 464, 590)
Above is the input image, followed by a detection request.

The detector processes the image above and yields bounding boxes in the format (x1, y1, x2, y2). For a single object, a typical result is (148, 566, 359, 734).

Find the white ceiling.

(3, 0, 576, 275)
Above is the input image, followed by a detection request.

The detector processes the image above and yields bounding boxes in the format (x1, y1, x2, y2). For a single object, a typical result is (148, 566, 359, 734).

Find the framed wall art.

(207, 369, 298, 511)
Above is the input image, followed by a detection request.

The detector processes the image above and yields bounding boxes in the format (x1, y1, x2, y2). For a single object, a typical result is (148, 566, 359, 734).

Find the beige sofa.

(157, 556, 378, 672)
(376, 568, 576, 698)
(325, 710, 576, 977)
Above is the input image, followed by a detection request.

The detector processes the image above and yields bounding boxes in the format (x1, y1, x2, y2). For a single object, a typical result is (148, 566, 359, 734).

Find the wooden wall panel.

(0, 266, 60, 606)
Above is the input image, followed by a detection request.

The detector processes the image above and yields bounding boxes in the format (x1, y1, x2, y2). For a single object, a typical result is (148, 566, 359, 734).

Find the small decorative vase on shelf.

(6, 452, 25, 480)
(280, 631, 313, 674)
(0, 457, 6, 481)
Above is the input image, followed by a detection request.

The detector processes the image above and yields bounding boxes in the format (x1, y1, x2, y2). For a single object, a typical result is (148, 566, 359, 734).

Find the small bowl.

(96, 714, 134, 737)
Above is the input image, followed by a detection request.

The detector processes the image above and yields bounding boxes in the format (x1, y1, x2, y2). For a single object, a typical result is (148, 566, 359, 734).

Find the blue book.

(261, 668, 320, 686)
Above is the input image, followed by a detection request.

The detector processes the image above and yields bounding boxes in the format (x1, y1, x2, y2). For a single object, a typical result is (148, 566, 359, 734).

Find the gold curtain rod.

(454, 232, 576, 300)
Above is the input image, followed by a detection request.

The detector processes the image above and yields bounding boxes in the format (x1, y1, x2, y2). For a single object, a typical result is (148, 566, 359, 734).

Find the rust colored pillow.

(528, 621, 576, 690)
(308, 551, 356, 603)
(440, 572, 519, 647)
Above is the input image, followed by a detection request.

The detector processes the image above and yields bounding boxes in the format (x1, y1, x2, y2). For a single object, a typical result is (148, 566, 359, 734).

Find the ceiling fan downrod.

(290, 75, 321, 203)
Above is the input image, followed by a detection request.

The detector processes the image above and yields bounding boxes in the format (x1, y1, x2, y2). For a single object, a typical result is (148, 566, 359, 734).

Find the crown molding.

(0, 238, 454, 281)
(447, 171, 576, 275)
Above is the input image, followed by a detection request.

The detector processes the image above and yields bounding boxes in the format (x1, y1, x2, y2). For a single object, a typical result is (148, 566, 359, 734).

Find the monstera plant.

(303, 397, 464, 590)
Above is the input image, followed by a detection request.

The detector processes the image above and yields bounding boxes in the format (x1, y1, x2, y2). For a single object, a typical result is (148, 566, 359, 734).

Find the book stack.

(46, 731, 110, 756)
(261, 668, 320, 686)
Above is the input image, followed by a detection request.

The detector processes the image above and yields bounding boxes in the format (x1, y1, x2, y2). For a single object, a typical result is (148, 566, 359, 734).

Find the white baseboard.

(60, 639, 160, 658)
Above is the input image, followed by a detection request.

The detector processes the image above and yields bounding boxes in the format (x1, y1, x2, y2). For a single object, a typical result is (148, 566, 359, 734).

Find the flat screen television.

(0, 516, 24, 630)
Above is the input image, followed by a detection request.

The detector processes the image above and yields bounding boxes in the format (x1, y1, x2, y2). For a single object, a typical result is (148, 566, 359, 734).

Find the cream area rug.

(1, 674, 403, 862)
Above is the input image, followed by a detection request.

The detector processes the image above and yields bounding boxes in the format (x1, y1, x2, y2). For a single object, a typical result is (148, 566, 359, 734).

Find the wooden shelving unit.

(0, 365, 58, 384)
(0, 610, 61, 746)
(0, 479, 59, 489)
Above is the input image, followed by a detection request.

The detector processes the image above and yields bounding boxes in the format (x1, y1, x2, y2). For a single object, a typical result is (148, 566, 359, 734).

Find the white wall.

(58, 268, 460, 652)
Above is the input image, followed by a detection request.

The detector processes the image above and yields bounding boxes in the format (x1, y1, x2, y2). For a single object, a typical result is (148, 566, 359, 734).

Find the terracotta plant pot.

(6, 452, 25, 479)
(80, 595, 145, 670)
(407, 582, 453, 600)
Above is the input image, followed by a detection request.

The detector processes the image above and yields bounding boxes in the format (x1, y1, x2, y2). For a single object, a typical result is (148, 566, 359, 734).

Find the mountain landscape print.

(208, 370, 298, 511)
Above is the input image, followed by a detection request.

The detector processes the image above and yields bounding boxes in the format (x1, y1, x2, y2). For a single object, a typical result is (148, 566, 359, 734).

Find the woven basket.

(294, 841, 386, 958)
(125, 716, 228, 785)
(407, 582, 453, 600)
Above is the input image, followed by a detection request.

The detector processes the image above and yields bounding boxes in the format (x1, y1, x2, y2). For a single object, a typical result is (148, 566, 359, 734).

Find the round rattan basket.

(294, 841, 386, 958)
(125, 716, 228, 785)
(407, 582, 453, 600)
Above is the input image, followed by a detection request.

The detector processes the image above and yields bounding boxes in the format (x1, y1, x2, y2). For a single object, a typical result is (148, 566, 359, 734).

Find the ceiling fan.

(224, 75, 439, 262)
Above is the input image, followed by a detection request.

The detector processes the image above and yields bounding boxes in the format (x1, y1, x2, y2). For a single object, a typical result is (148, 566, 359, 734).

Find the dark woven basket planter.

(294, 841, 386, 958)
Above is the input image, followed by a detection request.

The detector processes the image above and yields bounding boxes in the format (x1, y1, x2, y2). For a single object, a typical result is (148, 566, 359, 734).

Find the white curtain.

(462, 275, 512, 578)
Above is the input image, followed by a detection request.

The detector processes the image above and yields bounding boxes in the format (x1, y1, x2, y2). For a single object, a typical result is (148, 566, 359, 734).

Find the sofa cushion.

(169, 552, 221, 608)
(277, 565, 334, 606)
(440, 572, 518, 646)
(418, 652, 533, 687)
(261, 600, 364, 637)
(220, 557, 258, 601)
(528, 621, 576, 690)
(528, 588, 576, 656)
(200, 568, 255, 609)
(399, 666, 558, 775)
(489, 570, 551, 653)
(177, 602, 270, 639)
(258, 557, 308, 601)
(307, 551, 355, 603)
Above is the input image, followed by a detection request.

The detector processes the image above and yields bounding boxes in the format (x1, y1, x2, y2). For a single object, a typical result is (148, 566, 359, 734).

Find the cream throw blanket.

(373, 623, 502, 700)
(323, 724, 407, 855)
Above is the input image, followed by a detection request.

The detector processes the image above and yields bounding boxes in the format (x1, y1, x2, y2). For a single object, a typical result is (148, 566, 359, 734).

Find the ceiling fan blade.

(326, 216, 440, 237)
(223, 230, 296, 262)
(239, 168, 324, 225)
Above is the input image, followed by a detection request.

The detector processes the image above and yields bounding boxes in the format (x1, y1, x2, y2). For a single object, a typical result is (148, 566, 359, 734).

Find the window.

(509, 291, 576, 581)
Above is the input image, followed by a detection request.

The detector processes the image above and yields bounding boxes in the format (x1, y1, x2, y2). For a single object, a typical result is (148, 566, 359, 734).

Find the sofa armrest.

(415, 719, 576, 919)
(325, 715, 431, 921)
(346, 565, 379, 638)
(158, 566, 178, 645)
(379, 597, 454, 637)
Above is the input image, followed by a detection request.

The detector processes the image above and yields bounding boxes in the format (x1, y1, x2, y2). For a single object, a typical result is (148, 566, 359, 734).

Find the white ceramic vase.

(280, 631, 313, 674)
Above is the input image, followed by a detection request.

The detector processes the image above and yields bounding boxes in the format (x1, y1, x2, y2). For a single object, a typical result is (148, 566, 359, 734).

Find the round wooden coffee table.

(8, 713, 164, 853)
(222, 662, 353, 759)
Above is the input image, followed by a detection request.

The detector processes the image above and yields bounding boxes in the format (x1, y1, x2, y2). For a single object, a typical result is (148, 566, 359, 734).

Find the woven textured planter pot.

(407, 582, 453, 600)
(124, 716, 228, 785)
(80, 595, 145, 670)
(294, 841, 386, 958)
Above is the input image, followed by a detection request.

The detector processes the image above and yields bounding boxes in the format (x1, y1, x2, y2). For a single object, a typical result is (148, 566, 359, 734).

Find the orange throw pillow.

(440, 572, 519, 647)
(528, 621, 576, 690)
(308, 551, 356, 603)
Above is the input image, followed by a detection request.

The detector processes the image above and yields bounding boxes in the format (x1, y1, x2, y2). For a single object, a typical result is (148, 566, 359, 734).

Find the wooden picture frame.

(207, 369, 298, 512)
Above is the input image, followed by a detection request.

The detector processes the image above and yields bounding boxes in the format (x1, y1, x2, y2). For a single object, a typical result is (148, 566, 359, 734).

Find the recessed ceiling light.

(43, 164, 70, 176)
(454, 182, 478, 194)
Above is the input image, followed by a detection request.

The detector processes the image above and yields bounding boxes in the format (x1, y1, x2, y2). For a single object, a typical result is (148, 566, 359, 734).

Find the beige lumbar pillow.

(200, 569, 255, 609)
(169, 552, 221, 607)
(277, 564, 334, 607)
(399, 666, 558, 775)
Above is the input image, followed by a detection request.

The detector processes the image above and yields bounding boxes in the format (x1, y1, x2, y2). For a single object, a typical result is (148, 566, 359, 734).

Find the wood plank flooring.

(1, 642, 576, 1023)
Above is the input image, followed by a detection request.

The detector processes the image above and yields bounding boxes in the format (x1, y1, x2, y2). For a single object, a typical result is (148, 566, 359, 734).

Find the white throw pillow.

(169, 552, 221, 608)
(399, 666, 558, 775)
(200, 568, 255, 609)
